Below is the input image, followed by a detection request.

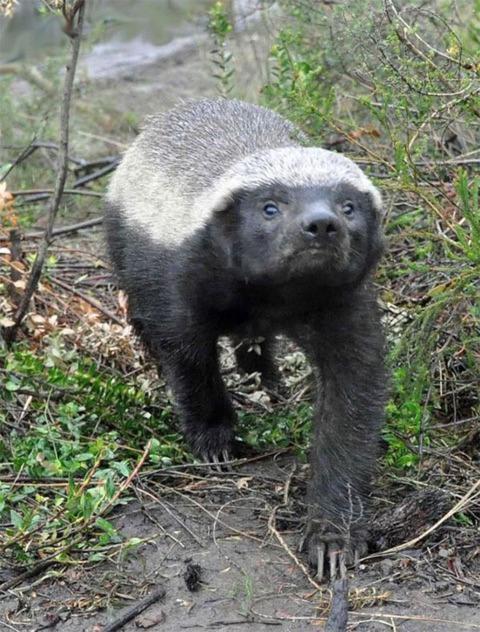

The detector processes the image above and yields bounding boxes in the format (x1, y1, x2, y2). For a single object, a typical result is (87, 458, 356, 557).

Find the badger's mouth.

(291, 241, 350, 266)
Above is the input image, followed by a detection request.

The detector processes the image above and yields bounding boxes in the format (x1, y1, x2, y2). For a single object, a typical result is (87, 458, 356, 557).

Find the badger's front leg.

(297, 296, 387, 581)
(152, 332, 236, 464)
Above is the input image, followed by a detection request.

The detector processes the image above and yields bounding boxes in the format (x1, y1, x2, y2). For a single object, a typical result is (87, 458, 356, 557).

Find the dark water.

(0, 0, 211, 64)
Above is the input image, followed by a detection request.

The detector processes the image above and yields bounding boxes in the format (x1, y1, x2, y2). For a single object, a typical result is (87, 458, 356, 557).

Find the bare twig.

(3, 0, 86, 344)
(267, 464, 324, 592)
(325, 579, 349, 632)
(0, 559, 57, 592)
(0, 63, 55, 94)
(25, 217, 103, 239)
(101, 585, 166, 632)
(73, 158, 120, 187)
(49, 276, 123, 324)
(0, 139, 37, 183)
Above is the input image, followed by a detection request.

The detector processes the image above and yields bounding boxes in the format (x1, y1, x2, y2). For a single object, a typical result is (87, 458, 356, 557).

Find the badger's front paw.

(184, 421, 234, 470)
(300, 518, 367, 582)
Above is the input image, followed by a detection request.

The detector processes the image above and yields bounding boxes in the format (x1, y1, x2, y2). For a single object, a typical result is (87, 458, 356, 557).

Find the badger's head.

(202, 147, 385, 287)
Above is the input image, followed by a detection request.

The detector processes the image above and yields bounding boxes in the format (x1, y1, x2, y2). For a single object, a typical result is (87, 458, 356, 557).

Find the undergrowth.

(254, 0, 480, 468)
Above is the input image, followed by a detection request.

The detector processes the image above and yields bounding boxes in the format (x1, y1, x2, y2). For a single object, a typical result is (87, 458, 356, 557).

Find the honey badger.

(104, 98, 387, 580)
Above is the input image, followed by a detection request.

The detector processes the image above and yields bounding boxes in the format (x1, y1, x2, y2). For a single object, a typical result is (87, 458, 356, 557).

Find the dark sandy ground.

(1, 455, 479, 631)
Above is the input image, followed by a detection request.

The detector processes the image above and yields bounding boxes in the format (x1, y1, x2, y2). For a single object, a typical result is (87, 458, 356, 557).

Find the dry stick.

(73, 155, 119, 173)
(0, 63, 55, 94)
(325, 579, 349, 632)
(25, 217, 103, 239)
(0, 559, 58, 593)
(49, 276, 123, 325)
(267, 465, 323, 593)
(73, 158, 120, 187)
(137, 486, 204, 546)
(13, 188, 102, 197)
(0, 140, 38, 183)
(101, 585, 166, 632)
(3, 0, 86, 345)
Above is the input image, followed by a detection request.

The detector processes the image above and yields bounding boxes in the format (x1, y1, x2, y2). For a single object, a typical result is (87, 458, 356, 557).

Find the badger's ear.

(368, 186, 385, 221)
(205, 178, 251, 215)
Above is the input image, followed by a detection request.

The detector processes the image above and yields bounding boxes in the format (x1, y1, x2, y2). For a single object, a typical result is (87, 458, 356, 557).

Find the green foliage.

(263, 27, 334, 136)
(0, 338, 313, 566)
(0, 342, 183, 565)
(1, 344, 184, 468)
(240, 404, 312, 454)
(207, 1, 235, 96)
(384, 368, 429, 468)
(257, 0, 480, 468)
(453, 171, 480, 265)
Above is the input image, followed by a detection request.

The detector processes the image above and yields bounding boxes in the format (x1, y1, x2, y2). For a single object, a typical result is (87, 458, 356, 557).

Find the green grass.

(0, 340, 311, 567)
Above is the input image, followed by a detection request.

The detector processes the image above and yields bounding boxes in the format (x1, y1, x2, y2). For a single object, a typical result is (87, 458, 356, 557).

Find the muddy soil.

(1, 456, 479, 631)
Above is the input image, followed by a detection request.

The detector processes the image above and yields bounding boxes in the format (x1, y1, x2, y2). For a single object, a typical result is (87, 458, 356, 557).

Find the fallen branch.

(0, 63, 55, 94)
(73, 157, 120, 187)
(0, 139, 38, 183)
(3, 0, 86, 344)
(325, 579, 349, 632)
(13, 188, 102, 208)
(101, 585, 166, 632)
(25, 217, 103, 239)
(49, 276, 123, 325)
(0, 559, 57, 593)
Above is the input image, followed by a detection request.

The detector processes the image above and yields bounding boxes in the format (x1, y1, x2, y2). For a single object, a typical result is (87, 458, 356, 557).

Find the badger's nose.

(300, 208, 340, 241)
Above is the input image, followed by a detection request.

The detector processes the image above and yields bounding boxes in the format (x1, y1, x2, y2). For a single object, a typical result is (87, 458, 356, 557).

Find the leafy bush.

(255, 0, 480, 467)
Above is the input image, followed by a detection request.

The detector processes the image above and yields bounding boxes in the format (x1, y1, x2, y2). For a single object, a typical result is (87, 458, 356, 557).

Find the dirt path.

(1, 456, 479, 630)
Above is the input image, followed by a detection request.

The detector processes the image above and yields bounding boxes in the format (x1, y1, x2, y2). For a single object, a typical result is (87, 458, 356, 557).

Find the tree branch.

(3, 0, 86, 345)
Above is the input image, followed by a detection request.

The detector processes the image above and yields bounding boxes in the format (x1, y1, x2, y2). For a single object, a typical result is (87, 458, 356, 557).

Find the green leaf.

(10, 509, 23, 529)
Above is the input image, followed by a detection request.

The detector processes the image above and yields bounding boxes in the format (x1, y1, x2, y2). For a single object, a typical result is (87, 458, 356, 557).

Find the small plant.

(207, 1, 235, 97)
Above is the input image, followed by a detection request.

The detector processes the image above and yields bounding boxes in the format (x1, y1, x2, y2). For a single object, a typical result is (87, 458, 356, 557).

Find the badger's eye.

(263, 202, 280, 218)
(342, 200, 355, 216)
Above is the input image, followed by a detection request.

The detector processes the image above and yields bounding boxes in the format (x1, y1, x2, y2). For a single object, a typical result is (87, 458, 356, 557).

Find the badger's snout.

(299, 207, 342, 244)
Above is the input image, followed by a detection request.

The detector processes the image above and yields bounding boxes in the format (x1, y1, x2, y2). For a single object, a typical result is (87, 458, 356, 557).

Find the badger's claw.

(186, 421, 234, 469)
(200, 448, 232, 472)
(302, 519, 367, 583)
(316, 543, 325, 582)
(211, 454, 222, 472)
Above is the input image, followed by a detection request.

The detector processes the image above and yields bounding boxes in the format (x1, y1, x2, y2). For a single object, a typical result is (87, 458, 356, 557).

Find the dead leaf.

(236, 477, 252, 490)
(348, 125, 381, 140)
(0, 181, 14, 211)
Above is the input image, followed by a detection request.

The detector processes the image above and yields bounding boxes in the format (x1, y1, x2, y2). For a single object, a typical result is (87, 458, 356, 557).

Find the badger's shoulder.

(110, 99, 303, 195)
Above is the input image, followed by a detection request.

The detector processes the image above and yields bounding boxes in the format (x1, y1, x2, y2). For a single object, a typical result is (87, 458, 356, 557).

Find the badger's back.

(105, 99, 302, 248)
